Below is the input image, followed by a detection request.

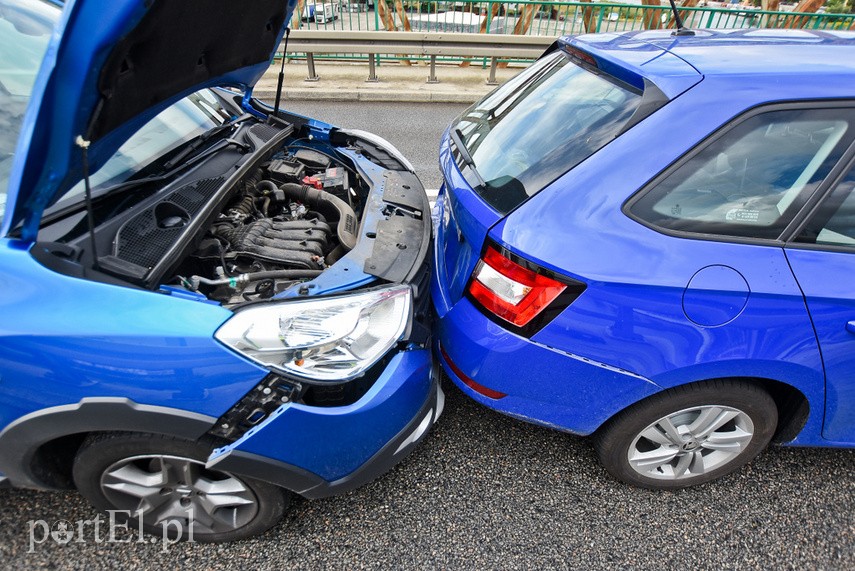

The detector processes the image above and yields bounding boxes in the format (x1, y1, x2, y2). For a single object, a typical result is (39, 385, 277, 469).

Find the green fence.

(291, 1, 855, 35)
(283, 1, 854, 68)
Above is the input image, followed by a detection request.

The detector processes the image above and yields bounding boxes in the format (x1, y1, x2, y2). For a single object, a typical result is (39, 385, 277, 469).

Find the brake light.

(565, 46, 598, 69)
(468, 246, 568, 327)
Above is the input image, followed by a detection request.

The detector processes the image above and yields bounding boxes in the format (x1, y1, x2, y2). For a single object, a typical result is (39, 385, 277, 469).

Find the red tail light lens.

(468, 246, 569, 327)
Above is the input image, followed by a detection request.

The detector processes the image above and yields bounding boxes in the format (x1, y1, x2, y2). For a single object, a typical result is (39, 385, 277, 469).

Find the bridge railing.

(289, 1, 855, 36)
(280, 1, 855, 82)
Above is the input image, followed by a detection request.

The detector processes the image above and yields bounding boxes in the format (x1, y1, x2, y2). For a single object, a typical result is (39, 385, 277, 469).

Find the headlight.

(215, 285, 412, 382)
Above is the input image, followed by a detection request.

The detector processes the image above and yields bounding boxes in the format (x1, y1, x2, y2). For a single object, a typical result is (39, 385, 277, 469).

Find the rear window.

(451, 49, 642, 214)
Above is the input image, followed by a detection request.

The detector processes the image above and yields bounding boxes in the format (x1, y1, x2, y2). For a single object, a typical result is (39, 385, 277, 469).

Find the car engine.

(171, 148, 362, 305)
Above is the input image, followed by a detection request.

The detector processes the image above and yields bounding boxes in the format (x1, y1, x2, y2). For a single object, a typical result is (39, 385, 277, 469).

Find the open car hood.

(3, 0, 295, 241)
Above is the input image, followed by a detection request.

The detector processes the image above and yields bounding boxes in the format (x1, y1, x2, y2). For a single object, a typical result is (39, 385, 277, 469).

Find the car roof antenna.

(667, 0, 695, 37)
(74, 135, 100, 272)
(270, 26, 291, 125)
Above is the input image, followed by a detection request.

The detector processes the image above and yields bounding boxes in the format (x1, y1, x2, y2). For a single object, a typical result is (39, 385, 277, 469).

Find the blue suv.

(0, 0, 439, 541)
(433, 29, 855, 488)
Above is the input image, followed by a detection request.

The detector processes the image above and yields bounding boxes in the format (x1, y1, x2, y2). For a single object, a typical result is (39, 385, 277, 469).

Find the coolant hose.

(256, 180, 278, 194)
(279, 183, 358, 250)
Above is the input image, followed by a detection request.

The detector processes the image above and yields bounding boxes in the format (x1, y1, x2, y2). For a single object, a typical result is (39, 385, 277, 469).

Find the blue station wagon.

(0, 0, 439, 541)
(432, 29, 855, 488)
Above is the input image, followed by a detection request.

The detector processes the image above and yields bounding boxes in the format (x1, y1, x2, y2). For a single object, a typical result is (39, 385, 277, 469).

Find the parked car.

(0, 0, 439, 542)
(432, 29, 855, 489)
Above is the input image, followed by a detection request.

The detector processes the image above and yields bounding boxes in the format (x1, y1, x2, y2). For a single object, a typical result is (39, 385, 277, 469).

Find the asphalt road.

(2, 387, 854, 569)
(1, 102, 853, 569)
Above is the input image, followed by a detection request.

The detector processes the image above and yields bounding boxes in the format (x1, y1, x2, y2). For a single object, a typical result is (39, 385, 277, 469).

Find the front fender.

(0, 397, 216, 489)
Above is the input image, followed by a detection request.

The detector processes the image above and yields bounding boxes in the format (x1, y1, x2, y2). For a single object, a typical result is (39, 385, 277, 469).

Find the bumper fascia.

(207, 348, 442, 498)
(434, 296, 661, 435)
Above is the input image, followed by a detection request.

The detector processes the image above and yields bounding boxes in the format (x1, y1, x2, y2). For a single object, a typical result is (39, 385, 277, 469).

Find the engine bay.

(171, 145, 363, 306)
(34, 105, 428, 310)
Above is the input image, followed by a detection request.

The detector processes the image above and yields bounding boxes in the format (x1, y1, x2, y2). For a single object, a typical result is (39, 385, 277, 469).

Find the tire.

(72, 432, 289, 542)
(593, 380, 778, 490)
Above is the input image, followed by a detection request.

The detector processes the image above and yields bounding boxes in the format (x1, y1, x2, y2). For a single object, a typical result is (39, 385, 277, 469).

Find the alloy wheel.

(627, 405, 755, 481)
(100, 454, 259, 535)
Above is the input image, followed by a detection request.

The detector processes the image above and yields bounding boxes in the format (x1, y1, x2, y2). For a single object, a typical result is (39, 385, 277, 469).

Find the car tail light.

(468, 245, 579, 328)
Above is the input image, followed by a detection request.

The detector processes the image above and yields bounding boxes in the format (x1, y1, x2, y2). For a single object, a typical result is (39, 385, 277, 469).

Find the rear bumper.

(207, 349, 442, 499)
(430, 171, 660, 434)
(434, 294, 660, 436)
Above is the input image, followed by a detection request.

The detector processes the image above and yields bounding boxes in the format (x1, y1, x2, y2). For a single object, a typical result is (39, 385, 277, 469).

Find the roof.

(565, 28, 855, 108)
(645, 28, 855, 77)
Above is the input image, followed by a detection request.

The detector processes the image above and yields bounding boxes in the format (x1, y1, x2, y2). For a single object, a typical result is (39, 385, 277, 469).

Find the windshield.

(51, 89, 234, 211)
(452, 49, 642, 214)
(0, 0, 59, 220)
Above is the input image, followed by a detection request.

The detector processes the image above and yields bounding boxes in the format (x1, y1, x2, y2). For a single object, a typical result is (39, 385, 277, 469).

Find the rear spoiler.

(539, 35, 701, 133)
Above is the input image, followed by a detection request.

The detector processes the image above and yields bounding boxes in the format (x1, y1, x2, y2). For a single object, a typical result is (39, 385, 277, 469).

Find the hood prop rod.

(271, 27, 291, 123)
(75, 135, 100, 272)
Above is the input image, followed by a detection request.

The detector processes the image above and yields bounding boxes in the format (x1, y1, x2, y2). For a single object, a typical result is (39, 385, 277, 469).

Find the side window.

(795, 164, 855, 248)
(629, 108, 855, 240)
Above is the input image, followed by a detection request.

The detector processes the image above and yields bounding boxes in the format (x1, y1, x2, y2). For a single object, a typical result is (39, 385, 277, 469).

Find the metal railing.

(281, 1, 855, 82)
(289, 1, 855, 35)
(286, 29, 553, 82)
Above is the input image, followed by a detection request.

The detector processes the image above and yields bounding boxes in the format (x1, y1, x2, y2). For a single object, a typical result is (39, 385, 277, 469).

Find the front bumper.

(207, 349, 442, 499)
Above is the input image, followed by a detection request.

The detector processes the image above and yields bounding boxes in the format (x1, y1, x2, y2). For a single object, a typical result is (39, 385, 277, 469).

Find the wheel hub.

(627, 405, 755, 481)
(99, 454, 259, 535)
(680, 440, 701, 451)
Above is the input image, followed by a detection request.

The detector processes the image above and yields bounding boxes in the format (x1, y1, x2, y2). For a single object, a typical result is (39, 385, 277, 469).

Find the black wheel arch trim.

(0, 398, 217, 490)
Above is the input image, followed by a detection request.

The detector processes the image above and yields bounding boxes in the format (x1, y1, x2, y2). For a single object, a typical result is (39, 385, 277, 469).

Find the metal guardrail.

(285, 29, 553, 83)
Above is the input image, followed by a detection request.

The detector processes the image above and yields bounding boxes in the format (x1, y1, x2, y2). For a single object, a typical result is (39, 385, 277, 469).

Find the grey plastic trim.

(207, 449, 328, 495)
(0, 398, 217, 490)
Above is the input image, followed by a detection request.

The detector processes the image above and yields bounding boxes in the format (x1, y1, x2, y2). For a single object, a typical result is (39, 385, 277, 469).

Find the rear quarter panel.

(492, 76, 831, 443)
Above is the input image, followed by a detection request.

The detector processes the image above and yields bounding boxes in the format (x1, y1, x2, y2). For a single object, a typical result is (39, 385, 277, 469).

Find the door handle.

(846, 321, 855, 334)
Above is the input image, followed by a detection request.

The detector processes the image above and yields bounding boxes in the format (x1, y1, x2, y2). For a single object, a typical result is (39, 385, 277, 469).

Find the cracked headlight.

(215, 285, 412, 382)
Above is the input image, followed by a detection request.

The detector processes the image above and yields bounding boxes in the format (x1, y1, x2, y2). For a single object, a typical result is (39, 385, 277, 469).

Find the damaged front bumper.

(208, 353, 442, 498)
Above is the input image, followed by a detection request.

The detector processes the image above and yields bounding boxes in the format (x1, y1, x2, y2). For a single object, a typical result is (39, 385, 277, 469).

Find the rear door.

(787, 154, 855, 443)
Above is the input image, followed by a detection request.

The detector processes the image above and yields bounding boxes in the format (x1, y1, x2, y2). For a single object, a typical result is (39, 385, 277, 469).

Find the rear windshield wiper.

(450, 127, 486, 188)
